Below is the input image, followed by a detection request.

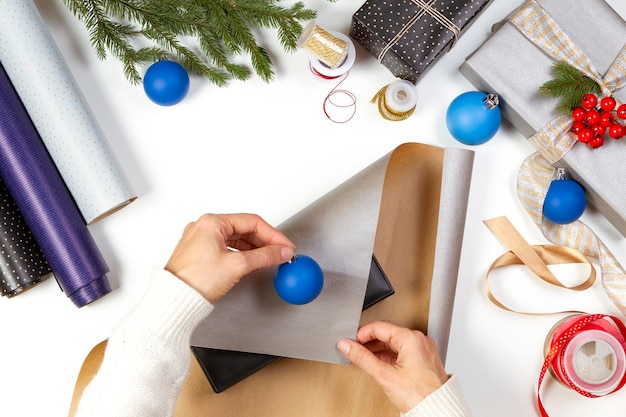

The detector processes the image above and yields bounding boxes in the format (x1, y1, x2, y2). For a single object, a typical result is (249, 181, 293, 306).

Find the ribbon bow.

(513, 0, 626, 316)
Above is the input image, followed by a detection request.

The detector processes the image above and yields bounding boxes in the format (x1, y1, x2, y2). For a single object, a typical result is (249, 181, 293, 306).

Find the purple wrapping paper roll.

(0, 62, 110, 307)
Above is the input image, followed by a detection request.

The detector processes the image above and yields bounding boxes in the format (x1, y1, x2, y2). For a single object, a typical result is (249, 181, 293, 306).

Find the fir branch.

(539, 61, 602, 115)
(63, 0, 317, 85)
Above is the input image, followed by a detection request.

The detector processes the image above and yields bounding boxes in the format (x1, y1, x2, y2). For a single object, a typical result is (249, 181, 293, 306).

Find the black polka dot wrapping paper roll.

(0, 62, 111, 308)
(350, 0, 495, 83)
(0, 178, 52, 298)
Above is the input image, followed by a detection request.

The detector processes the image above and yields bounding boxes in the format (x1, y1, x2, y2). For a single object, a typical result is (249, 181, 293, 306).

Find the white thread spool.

(308, 31, 356, 83)
(564, 329, 626, 396)
(384, 79, 418, 113)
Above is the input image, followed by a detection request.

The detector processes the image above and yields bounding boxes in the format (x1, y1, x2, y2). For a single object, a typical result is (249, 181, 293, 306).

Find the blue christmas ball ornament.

(274, 254, 324, 305)
(543, 169, 586, 224)
(446, 91, 501, 145)
(143, 59, 190, 106)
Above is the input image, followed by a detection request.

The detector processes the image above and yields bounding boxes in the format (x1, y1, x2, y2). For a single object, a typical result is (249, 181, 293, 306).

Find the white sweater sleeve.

(75, 268, 214, 417)
(401, 375, 472, 417)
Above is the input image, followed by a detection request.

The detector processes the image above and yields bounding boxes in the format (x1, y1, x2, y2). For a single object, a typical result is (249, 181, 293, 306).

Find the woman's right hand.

(337, 320, 450, 413)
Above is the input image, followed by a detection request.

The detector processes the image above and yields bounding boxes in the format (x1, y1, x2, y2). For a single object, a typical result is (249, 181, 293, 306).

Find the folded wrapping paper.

(192, 255, 395, 393)
(459, 0, 626, 237)
(192, 151, 389, 365)
(191, 143, 474, 365)
(69, 143, 475, 417)
(0, 62, 111, 308)
(0, 0, 136, 224)
(0, 177, 52, 297)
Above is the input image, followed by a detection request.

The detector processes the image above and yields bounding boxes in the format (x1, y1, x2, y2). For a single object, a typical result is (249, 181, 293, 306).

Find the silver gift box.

(460, 0, 626, 237)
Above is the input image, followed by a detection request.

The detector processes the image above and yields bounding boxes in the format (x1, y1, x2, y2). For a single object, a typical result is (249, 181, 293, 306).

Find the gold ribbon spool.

(298, 21, 349, 69)
(371, 79, 418, 121)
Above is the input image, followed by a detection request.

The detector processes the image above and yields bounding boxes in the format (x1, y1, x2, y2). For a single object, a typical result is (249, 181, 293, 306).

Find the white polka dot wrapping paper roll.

(0, 178, 52, 298)
(0, 0, 137, 224)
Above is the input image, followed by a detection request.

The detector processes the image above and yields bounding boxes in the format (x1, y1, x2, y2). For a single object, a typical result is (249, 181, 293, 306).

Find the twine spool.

(298, 21, 349, 69)
(304, 31, 357, 124)
(308, 31, 356, 83)
(371, 79, 418, 121)
(543, 314, 626, 398)
(298, 25, 357, 123)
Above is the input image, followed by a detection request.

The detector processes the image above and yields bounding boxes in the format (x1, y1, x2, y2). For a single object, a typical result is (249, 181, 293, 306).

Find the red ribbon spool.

(539, 314, 626, 417)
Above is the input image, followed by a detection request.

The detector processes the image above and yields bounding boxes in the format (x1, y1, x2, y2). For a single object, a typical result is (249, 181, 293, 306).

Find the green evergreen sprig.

(63, 0, 318, 86)
(539, 60, 602, 115)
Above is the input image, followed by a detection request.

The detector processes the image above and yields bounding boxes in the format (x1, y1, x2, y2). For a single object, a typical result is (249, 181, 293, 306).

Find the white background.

(2, 0, 626, 416)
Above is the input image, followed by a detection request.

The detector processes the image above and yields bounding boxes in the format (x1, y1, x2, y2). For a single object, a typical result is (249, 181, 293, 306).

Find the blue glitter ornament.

(274, 254, 324, 305)
(143, 59, 189, 106)
(543, 168, 586, 224)
(446, 91, 501, 145)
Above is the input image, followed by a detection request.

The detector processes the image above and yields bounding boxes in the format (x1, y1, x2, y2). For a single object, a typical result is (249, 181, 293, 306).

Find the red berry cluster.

(571, 93, 626, 148)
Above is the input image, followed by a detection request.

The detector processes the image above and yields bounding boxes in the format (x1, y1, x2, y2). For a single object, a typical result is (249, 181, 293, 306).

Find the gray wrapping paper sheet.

(192, 154, 389, 365)
(191, 144, 475, 365)
(0, 0, 136, 224)
(460, 0, 626, 236)
(427, 147, 474, 362)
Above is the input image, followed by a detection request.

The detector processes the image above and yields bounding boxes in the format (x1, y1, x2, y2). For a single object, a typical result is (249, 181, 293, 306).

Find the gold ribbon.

(512, 0, 626, 316)
(370, 84, 416, 121)
(484, 216, 595, 315)
(378, 0, 461, 63)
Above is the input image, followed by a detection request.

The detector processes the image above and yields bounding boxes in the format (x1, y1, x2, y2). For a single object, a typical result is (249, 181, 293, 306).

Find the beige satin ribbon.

(484, 216, 595, 314)
(512, 0, 626, 316)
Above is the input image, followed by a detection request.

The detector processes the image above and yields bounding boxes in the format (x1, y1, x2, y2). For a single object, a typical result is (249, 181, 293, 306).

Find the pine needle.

(539, 61, 602, 115)
(63, 0, 317, 85)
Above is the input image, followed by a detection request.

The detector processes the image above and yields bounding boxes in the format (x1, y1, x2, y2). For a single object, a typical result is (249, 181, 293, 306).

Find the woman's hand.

(338, 320, 449, 413)
(165, 213, 296, 303)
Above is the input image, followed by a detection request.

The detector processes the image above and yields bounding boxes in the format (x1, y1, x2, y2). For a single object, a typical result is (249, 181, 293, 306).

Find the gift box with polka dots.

(350, 0, 493, 83)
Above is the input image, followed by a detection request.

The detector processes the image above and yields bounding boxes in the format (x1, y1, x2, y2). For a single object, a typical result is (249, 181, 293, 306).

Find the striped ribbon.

(513, 0, 626, 317)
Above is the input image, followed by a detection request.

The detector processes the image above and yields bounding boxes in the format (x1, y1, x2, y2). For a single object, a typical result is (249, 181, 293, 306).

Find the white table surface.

(3, 0, 626, 416)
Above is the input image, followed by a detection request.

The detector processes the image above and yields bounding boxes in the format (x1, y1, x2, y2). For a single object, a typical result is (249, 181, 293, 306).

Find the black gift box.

(350, 0, 493, 83)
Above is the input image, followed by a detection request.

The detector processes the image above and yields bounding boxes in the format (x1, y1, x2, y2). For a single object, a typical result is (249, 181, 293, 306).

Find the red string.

(310, 64, 357, 124)
(310, 65, 342, 81)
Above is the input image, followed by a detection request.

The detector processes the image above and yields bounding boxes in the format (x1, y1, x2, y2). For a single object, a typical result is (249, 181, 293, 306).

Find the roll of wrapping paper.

(0, 177, 52, 297)
(0, 62, 111, 308)
(0, 0, 136, 224)
(70, 143, 476, 417)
